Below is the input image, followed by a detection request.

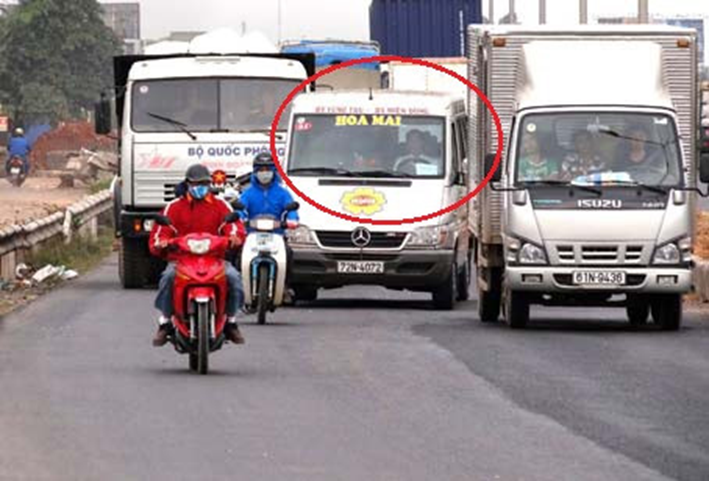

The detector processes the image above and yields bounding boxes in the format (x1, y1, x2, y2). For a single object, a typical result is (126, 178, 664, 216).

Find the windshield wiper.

(520, 180, 602, 196)
(601, 179, 668, 195)
(147, 112, 197, 141)
(288, 167, 356, 177)
(350, 170, 408, 178)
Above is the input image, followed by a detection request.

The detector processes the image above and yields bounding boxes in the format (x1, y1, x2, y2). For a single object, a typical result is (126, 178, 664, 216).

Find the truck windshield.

(131, 78, 299, 133)
(514, 112, 683, 187)
(288, 114, 446, 178)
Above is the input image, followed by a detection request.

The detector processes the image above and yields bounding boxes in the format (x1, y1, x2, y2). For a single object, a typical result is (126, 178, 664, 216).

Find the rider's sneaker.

(282, 289, 295, 305)
(224, 320, 245, 344)
(152, 323, 172, 347)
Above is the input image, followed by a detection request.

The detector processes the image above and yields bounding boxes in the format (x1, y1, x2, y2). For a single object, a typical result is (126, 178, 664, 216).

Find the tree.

(0, 0, 121, 125)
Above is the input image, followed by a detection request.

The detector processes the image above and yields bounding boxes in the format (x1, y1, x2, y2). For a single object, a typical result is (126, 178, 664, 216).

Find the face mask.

(256, 170, 274, 185)
(188, 185, 209, 200)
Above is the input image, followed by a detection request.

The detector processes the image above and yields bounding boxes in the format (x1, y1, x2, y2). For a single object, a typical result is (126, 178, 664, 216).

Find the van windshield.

(131, 78, 299, 132)
(287, 114, 446, 178)
(514, 112, 683, 187)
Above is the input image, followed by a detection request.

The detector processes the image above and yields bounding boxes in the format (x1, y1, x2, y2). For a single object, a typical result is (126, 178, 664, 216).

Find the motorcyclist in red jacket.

(149, 164, 247, 347)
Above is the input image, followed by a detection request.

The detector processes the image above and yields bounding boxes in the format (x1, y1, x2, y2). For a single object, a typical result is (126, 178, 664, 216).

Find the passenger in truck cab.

(561, 130, 607, 180)
(621, 125, 666, 183)
(517, 129, 560, 181)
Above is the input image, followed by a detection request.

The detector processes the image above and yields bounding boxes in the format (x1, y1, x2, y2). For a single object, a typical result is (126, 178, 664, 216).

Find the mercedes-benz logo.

(351, 227, 372, 248)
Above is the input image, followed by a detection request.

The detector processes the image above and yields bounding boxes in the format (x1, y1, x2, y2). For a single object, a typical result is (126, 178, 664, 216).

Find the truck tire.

(432, 262, 457, 310)
(119, 237, 149, 289)
(504, 289, 529, 329)
(626, 295, 650, 327)
(651, 294, 682, 331)
(477, 266, 501, 323)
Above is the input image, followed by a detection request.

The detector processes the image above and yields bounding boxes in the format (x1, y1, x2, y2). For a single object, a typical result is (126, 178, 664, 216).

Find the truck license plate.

(572, 271, 626, 285)
(337, 261, 384, 274)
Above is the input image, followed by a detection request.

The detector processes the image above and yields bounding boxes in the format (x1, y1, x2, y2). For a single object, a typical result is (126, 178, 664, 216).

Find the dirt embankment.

(0, 177, 87, 228)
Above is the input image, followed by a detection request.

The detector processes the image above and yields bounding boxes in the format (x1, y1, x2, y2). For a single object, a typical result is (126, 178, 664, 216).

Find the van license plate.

(572, 271, 626, 285)
(337, 261, 384, 274)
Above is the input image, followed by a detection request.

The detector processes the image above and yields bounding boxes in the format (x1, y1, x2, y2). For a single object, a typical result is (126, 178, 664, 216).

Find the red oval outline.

(269, 55, 504, 226)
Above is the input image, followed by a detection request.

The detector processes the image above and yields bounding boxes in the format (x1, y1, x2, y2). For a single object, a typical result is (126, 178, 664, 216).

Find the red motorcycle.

(154, 213, 239, 374)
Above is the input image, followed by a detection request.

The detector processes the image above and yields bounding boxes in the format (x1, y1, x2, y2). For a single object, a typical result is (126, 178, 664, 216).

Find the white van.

(284, 90, 472, 309)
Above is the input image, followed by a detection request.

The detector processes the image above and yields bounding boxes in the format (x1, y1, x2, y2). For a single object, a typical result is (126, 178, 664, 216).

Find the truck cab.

(283, 90, 472, 309)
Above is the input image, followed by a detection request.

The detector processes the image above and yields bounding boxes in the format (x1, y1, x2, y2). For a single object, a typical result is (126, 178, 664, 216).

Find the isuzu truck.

(468, 25, 702, 330)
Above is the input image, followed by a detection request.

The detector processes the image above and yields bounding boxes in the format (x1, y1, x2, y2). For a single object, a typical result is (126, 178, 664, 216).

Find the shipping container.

(369, 0, 482, 58)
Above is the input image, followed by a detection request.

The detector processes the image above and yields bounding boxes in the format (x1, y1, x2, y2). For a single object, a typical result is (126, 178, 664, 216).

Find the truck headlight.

(408, 224, 455, 248)
(286, 225, 315, 245)
(518, 242, 547, 265)
(653, 242, 681, 265)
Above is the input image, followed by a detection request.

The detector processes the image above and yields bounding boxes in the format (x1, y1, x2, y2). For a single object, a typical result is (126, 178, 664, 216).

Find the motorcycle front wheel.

(257, 264, 270, 325)
(197, 303, 210, 374)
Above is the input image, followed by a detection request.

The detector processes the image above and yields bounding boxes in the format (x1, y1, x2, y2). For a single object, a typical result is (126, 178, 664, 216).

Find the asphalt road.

(0, 256, 708, 480)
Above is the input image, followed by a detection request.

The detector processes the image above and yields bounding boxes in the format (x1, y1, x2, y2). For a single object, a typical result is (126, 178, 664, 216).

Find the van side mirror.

(700, 153, 709, 183)
(94, 96, 111, 135)
(484, 153, 502, 182)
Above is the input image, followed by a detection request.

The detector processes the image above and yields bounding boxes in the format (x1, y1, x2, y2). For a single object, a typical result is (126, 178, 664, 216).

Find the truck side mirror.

(484, 153, 502, 182)
(94, 97, 111, 135)
(700, 153, 709, 183)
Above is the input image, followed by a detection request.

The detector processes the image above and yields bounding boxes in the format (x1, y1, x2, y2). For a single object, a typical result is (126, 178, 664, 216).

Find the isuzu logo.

(577, 199, 623, 209)
(351, 227, 372, 248)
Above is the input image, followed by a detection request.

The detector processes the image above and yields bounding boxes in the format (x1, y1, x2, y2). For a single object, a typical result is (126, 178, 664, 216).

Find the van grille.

(315, 231, 407, 249)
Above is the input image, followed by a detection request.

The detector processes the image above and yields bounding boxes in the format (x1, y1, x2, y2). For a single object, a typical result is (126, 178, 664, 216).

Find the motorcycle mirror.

(154, 214, 172, 226)
(285, 201, 300, 211)
(230, 200, 245, 211)
(224, 211, 241, 224)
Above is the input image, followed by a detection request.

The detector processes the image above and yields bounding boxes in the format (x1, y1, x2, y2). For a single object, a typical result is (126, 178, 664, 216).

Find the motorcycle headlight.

(286, 225, 315, 245)
(408, 224, 455, 248)
(653, 242, 681, 265)
(251, 218, 279, 231)
(187, 239, 211, 255)
(518, 242, 548, 265)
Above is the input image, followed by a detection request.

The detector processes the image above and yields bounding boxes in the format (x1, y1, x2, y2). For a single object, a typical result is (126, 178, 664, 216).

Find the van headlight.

(652, 239, 689, 265)
(518, 242, 548, 265)
(286, 225, 315, 245)
(408, 224, 456, 248)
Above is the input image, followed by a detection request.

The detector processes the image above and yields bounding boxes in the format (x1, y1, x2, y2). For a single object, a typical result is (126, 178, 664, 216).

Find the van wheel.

(456, 253, 471, 301)
(504, 288, 529, 329)
(432, 263, 457, 310)
(626, 295, 649, 327)
(651, 294, 682, 331)
(477, 267, 501, 323)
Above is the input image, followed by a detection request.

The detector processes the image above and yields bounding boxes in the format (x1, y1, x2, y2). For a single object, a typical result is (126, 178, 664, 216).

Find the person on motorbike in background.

(149, 164, 247, 347)
(238, 151, 299, 302)
(7, 127, 31, 175)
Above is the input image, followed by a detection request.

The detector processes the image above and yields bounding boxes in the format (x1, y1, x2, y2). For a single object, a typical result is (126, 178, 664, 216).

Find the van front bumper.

(506, 265, 692, 294)
(290, 248, 454, 291)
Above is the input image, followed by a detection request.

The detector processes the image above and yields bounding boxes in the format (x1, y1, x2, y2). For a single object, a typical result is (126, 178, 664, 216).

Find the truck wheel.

(504, 289, 529, 329)
(432, 262, 457, 310)
(119, 237, 148, 289)
(651, 294, 682, 331)
(477, 267, 501, 323)
(293, 285, 318, 303)
(456, 253, 471, 302)
(626, 295, 650, 327)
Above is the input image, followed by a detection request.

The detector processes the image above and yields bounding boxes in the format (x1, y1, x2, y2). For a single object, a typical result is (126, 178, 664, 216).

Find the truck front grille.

(315, 231, 407, 249)
(553, 244, 647, 265)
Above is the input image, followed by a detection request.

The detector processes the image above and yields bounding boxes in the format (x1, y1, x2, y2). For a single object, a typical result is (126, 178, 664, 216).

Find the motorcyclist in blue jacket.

(239, 151, 300, 302)
(7, 128, 31, 175)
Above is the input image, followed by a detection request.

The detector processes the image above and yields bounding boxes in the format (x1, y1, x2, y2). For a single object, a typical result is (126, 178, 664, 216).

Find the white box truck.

(95, 52, 314, 288)
(468, 25, 701, 329)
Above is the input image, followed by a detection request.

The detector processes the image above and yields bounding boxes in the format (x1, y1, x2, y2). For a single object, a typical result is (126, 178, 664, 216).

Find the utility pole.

(539, 0, 546, 24)
(638, 0, 650, 23)
(579, 0, 588, 24)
